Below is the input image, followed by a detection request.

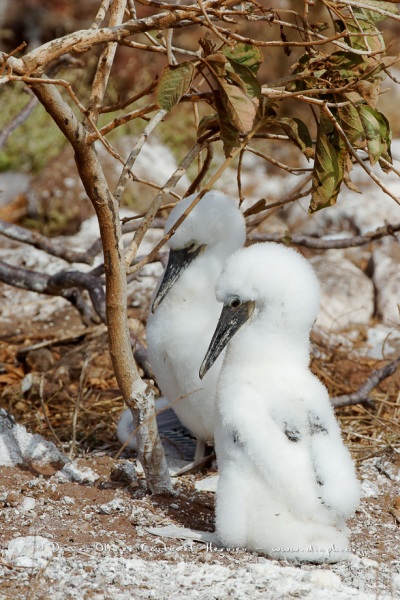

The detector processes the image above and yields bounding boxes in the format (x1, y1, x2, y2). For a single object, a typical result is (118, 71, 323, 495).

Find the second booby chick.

(119, 191, 246, 458)
(200, 243, 360, 563)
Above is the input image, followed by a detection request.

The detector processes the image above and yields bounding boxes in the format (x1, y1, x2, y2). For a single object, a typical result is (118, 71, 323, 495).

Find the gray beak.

(151, 246, 204, 313)
(199, 300, 255, 379)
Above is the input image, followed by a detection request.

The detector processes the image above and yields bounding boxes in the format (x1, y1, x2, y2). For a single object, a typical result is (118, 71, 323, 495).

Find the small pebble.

(20, 497, 36, 513)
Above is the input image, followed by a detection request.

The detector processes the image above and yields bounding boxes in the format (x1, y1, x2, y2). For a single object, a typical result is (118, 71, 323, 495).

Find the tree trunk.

(30, 79, 172, 494)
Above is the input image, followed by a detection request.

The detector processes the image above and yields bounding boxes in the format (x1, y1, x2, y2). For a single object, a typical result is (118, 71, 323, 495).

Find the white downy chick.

(200, 243, 360, 563)
(118, 191, 246, 458)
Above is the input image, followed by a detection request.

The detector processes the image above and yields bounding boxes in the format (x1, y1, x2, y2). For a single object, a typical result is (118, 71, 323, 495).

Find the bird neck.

(227, 323, 312, 369)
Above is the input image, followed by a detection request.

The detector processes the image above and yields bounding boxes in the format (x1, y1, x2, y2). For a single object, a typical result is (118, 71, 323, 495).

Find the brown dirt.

(0, 274, 399, 598)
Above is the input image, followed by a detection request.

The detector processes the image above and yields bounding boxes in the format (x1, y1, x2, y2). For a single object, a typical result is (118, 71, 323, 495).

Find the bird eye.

(187, 242, 199, 253)
(229, 297, 242, 309)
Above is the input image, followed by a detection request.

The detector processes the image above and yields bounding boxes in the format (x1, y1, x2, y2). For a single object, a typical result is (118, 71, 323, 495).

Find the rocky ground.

(0, 139, 400, 598)
(0, 439, 399, 599)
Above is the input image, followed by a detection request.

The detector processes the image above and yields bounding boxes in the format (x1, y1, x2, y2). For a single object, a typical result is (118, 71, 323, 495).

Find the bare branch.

(114, 109, 168, 204)
(0, 220, 96, 265)
(99, 79, 157, 114)
(0, 260, 103, 325)
(0, 92, 38, 150)
(88, 0, 127, 123)
(185, 143, 214, 197)
(70, 356, 91, 458)
(128, 121, 264, 275)
(88, 103, 159, 141)
(327, 0, 400, 22)
(249, 222, 400, 249)
(119, 38, 201, 57)
(91, 0, 112, 29)
(24, 75, 172, 493)
(46, 271, 106, 323)
(246, 146, 312, 175)
(332, 357, 400, 407)
(4, 3, 226, 74)
(124, 141, 206, 268)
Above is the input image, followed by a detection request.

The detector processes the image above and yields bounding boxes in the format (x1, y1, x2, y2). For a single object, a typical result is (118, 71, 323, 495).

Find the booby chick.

(200, 243, 360, 563)
(118, 191, 246, 459)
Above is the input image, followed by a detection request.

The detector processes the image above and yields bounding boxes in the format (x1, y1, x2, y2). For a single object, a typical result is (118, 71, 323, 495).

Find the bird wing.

(220, 380, 328, 521)
(306, 403, 360, 517)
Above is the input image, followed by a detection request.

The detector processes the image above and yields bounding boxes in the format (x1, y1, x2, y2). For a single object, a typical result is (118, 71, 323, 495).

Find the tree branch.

(3, 4, 220, 74)
(114, 108, 167, 204)
(249, 222, 400, 249)
(0, 260, 103, 325)
(88, 0, 128, 123)
(0, 92, 38, 150)
(25, 75, 172, 493)
(332, 357, 400, 407)
(0, 220, 97, 265)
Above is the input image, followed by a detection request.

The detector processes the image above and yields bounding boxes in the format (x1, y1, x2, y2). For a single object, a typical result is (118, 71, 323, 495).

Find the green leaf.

(156, 62, 195, 111)
(214, 91, 240, 157)
(354, 1, 398, 23)
(378, 111, 392, 169)
(197, 114, 219, 138)
(222, 43, 263, 75)
(219, 80, 259, 134)
(205, 53, 228, 77)
(328, 51, 364, 69)
(336, 95, 365, 146)
(354, 80, 380, 108)
(258, 97, 277, 120)
(346, 15, 385, 52)
(278, 117, 313, 160)
(358, 105, 391, 165)
(310, 116, 345, 212)
(225, 59, 262, 100)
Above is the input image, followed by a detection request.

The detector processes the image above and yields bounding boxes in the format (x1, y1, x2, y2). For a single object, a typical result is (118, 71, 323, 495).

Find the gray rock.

(0, 172, 31, 206)
(6, 535, 53, 568)
(371, 238, 400, 326)
(312, 255, 374, 331)
(110, 460, 138, 486)
(0, 409, 67, 468)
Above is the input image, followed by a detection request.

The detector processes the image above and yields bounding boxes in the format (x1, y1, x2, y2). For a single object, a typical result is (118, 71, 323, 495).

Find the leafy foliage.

(2, 0, 400, 212)
(152, 2, 399, 211)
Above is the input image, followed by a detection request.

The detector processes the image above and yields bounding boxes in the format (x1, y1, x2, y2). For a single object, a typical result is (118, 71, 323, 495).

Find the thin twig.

(70, 356, 91, 458)
(38, 375, 65, 451)
(249, 221, 400, 249)
(0, 92, 38, 150)
(246, 146, 312, 175)
(0, 219, 96, 265)
(99, 79, 157, 114)
(88, 103, 159, 141)
(197, 0, 233, 45)
(91, 0, 112, 29)
(127, 120, 264, 275)
(185, 143, 214, 196)
(5, 74, 88, 114)
(124, 141, 207, 269)
(127, 0, 137, 18)
(332, 357, 400, 408)
(114, 108, 168, 204)
(326, 0, 400, 23)
(88, 0, 127, 123)
(119, 38, 201, 57)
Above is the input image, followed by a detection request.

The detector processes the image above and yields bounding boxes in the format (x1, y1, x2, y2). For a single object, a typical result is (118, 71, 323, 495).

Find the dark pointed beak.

(199, 300, 255, 379)
(151, 246, 205, 313)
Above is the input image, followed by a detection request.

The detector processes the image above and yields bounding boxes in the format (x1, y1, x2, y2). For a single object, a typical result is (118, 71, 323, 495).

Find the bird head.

(199, 243, 320, 378)
(151, 191, 245, 312)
